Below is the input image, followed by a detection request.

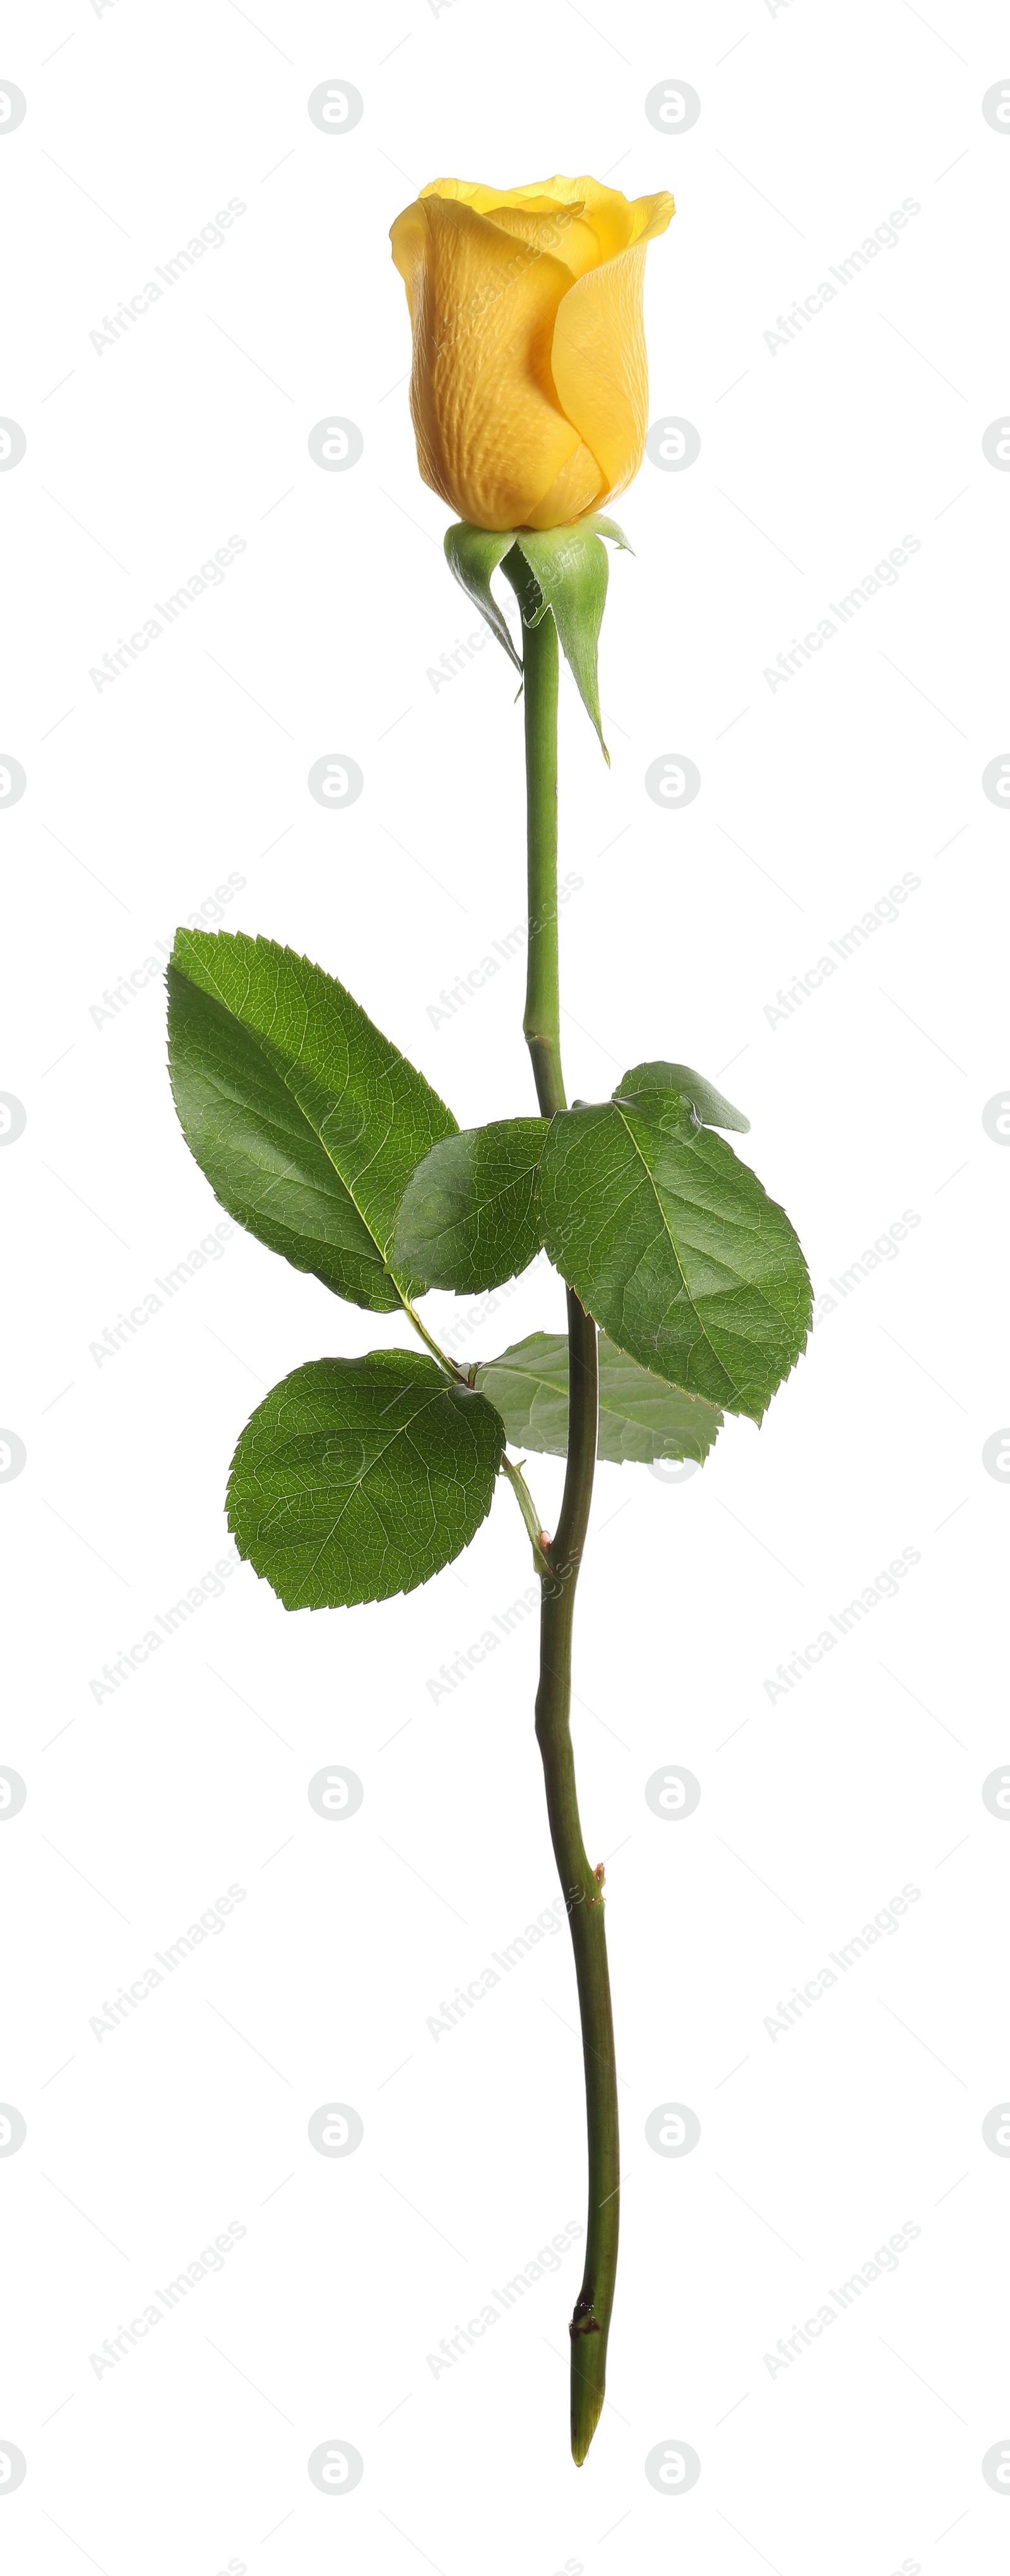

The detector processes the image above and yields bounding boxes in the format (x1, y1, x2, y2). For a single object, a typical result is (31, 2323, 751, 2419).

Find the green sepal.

(582, 512, 634, 553)
(512, 524, 612, 762)
(444, 523, 523, 671)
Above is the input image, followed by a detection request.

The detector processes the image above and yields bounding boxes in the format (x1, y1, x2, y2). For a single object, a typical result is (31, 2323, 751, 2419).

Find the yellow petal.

(517, 176, 638, 260)
(550, 195, 675, 500)
(392, 193, 599, 530)
(419, 180, 603, 281)
(391, 180, 674, 528)
(419, 174, 639, 261)
(419, 176, 514, 214)
(523, 440, 603, 530)
(480, 199, 602, 282)
(627, 189, 677, 246)
(389, 199, 429, 314)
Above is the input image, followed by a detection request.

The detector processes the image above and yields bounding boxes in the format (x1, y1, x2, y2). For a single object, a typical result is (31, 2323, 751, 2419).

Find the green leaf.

(444, 522, 522, 671)
(227, 1350, 505, 1610)
(513, 524, 611, 760)
(476, 1332, 723, 1466)
(391, 1117, 549, 1294)
(616, 1060, 750, 1135)
(537, 1078, 812, 1425)
(167, 931, 457, 1312)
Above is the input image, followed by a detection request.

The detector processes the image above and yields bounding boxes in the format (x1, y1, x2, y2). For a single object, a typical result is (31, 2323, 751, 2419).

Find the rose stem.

(505, 549, 620, 2467)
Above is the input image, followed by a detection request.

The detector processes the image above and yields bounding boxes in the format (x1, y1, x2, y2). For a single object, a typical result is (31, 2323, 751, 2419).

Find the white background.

(2, 2, 1008, 2571)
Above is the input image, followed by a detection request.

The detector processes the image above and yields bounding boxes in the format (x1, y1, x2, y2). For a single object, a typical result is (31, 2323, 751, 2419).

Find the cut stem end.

(570, 2320, 608, 2464)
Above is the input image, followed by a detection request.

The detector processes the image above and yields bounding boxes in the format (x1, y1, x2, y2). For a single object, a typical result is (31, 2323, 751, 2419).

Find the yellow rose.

(389, 174, 674, 533)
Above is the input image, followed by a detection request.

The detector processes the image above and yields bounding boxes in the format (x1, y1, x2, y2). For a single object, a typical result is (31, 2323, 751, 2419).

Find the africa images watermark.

(88, 873, 246, 1030)
(426, 1890, 573, 2040)
(439, 1263, 535, 1355)
(811, 1209, 920, 1327)
(427, 625, 492, 691)
(88, 534, 247, 692)
(763, 1883, 922, 2041)
(88, 1221, 235, 1367)
(763, 198, 921, 355)
(426, 1581, 540, 1704)
(763, 872, 922, 1029)
(89, 2219, 248, 2380)
(425, 873, 583, 1029)
(763, 2219, 922, 2380)
(763, 1545, 922, 1704)
(88, 1546, 241, 1704)
(88, 198, 246, 354)
(425, 2219, 583, 2379)
(88, 1884, 247, 2040)
(763, 535, 922, 694)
